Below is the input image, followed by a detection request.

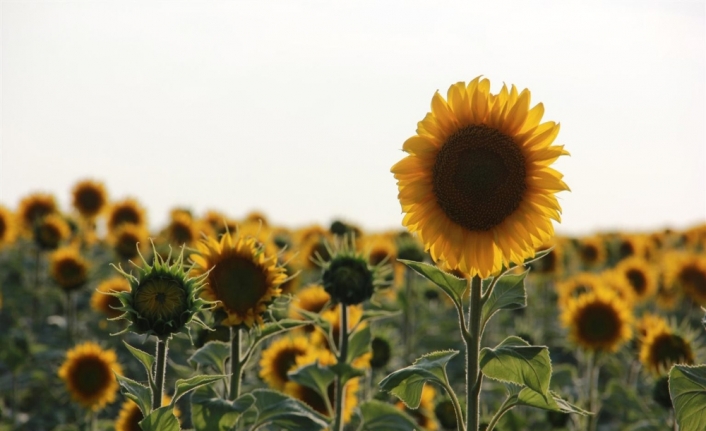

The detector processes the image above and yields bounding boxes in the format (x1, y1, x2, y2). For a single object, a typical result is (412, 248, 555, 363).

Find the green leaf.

(288, 362, 336, 407)
(115, 374, 152, 416)
(379, 350, 459, 408)
(139, 406, 180, 431)
(480, 336, 551, 398)
(190, 385, 253, 431)
(398, 259, 467, 309)
(172, 374, 227, 405)
(188, 341, 230, 375)
(123, 341, 156, 390)
(481, 271, 527, 329)
(669, 364, 706, 431)
(347, 326, 372, 363)
(522, 248, 554, 267)
(251, 319, 311, 349)
(360, 303, 400, 323)
(516, 388, 590, 415)
(330, 362, 366, 385)
(358, 400, 419, 431)
(250, 389, 330, 431)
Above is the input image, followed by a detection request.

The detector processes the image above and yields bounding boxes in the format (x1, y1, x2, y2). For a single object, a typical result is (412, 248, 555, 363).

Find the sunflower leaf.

(358, 399, 420, 431)
(379, 350, 459, 409)
(360, 302, 400, 323)
(115, 374, 152, 417)
(249, 389, 330, 431)
(139, 405, 181, 431)
(190, 385, 253, 431)
(188, 341, 230, 375)
(330, 363, 366, 385)
(347, 325, 372, 363)
(398, 259, 467, 309)
(251, 319, 311, 350)
(288, 362, 336, 406)
(172, 374, 227, 405)
(669, 364, 706, 431)
(480, 336, 551, 399)
(516, 388, 590, 415)
(481, 271, 527, 329)
(123, 340, 156, 390)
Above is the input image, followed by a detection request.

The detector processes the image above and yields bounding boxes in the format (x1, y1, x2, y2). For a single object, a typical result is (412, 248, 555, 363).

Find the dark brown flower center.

(580, 244, 599, 264)
(432, 125, 526, 231)
(75, 187, 105, 217)
(577, 302, 621, 345)
(210, 254, 268, 317)
(626, 268, 647, 296)
(680, 265, 706, 297)
(273, 347, 305, 383)
(74, 357, 110, 397)
(651, 333, 693, 368)
(111, 207, 141, 230)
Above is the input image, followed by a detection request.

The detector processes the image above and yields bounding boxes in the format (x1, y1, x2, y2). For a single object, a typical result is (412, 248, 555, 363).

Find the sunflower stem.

(153, 338, 168, 411)
(485, 395, 515, 431)
(66, 291, 73, 344)
(333, 304, 349, 431)
(32, 247, 41, 326)
(402, 267, 414, 362)
(229, 326, 243, 400)
(586, 351, 599, 431)
(465, 276, 483, 431)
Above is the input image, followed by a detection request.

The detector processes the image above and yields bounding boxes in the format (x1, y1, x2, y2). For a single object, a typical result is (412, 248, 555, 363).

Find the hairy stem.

(466, 276, 483, 431)
(485, 395, 516, 431)
(229, 326, 243, 400)
(153, 339, 168, 410)
(333, 304, 349, 431)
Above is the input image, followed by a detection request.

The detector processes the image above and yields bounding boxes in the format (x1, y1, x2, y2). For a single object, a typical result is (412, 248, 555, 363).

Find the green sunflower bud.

(108, 241, 213, 340)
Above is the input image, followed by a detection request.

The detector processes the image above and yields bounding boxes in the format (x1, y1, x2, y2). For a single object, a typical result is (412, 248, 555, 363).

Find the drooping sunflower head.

(110, 242, 211, 339)
(58, 342, 122, 411)
(34, 214, 71, 250)
(18, 192, 58, 232)
(259, 336, 316, 391)
(109, 224, 149, 261)
(91, 277, 131, 319)
(50, 246, 90, 292)
(391, 77, 570, 278)
(318, 235, 389, 306)
(71, 179, 108, 220)
(639, 325, 695, 375)
(107, 198, 147, 234)
(576, 235, 607, 270)
(0, 205, 18, 248)
(561, 288, 633, 352)
(190, 232, 288, 328)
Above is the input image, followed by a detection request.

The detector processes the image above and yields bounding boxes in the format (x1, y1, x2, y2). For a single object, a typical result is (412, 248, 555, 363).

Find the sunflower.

(396, 384, 439, 431)
(664, 252, 706, 305)
(576, 235, 607, 270)
(34, 214, 71, 250)
(71, 179, 108, 220)
(191, 232, 287, 327)
(107, 198, 147, 233)
(109, 224, 149, 261)
(18, 192, 58, 232)
(556, 273, 605, 308)
(635, 312, 669, 341)
(259, 336, 316, 390)
(0, 205, 17, 248)
(298, 234, 334, 270)
(611, 256, 657, 303)
(162, 213, 199, 247)
(391, 77, 570, 278)
(50, 246, 90, 292)
(244, 210, 270, 228)
(289, 284, 331, 322)
(613, 234, 650, 263)
(115, 395, 179, 431)
(527, 239, 564, 277)
(313, 306, 372, 368)
(58, 342, 122, 411)
(639, 325, 695, 375)
(91, 277, 131, 319)
(561, 288, 633, 352)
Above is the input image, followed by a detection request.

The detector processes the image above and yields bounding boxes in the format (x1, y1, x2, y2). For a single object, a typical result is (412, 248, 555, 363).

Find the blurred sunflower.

(71, 179, 108, 220)
(314, 305, 372, 368)
(191, 232, 287, 327)
(664, 252, 706, 305)
(391, 77, 570, 278)
(115, 395, 179, 431)
(635, 312, 669, 341)
(561, 289, 633, 352)
(298, 235, 333, 270)
(18, 192, 58, 232)
(58, 342, 122, 411)
(0, 205, 17, 248)
(259, 336, 316, 391)
(614, 234, 650, 262)
(50, 246, 90, 292)
(612, 256, 657, 303)
(556, 273, 604, 308)
(91, 277, 131, 319)
(396, 384, 439, 431)
(163, 212, 199, 247)
(34, 214, 71, 250)
(109, 224, 149, 261)
(107, 198, 147, 233)
(527, 239, 564, 277)
(244, 210, 270, 228)
(289, 284, 331, 328)
(576, 235, 607, 270)
(639, 325, 695, 375)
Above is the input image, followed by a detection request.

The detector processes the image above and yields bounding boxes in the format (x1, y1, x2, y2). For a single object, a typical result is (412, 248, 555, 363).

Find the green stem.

(66, 291, 73, 344)
(485, 395, 516, 431)
(153, 339, 168, 410)
(586, 351, 599, 431)
(465, 276, 483, 431)
(333, 304, 349, 431)
(229, 326, 243, 400)
(441, 379, 466, 431)
(402, 268, 414, 361)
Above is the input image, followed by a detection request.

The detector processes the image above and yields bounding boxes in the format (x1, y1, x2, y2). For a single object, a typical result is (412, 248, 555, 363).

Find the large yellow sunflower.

(190, 233, 287, 327)
(560, 288, 633, 352)
(391, 77, 570, 278)
(58, 342, 122, 411)
(71, 179, 108, 220)
(0, 205, 18, 248)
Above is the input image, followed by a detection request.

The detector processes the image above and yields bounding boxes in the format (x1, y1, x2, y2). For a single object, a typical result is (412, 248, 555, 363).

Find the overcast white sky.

(2, 1, 705, 235)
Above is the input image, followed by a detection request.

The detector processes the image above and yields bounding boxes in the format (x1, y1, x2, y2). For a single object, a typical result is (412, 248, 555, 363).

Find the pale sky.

(2, 1, 705, 236)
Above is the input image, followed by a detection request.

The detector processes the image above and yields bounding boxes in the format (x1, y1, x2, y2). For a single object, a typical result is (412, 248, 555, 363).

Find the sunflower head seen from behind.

(58, 342, 122, 411)
(109, 242, 211, 340)
(391, 77, 570, 278)
(190, 231, 288, 328)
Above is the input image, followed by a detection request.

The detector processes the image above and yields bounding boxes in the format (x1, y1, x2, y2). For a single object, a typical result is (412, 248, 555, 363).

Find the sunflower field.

(2, 80, 706, 431)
